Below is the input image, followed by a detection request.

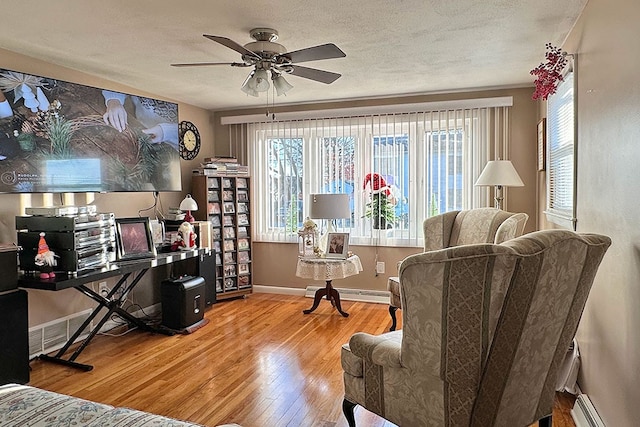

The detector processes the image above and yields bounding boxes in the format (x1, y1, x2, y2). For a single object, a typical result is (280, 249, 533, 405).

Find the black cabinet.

(0, 290, 29, 384)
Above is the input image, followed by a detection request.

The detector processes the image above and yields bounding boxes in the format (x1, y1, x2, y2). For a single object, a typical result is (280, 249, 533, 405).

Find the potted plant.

(363, 173, 397, 229)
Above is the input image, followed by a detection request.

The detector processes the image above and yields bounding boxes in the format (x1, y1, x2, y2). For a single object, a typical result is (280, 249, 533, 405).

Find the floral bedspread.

(0, 384, 203, 427)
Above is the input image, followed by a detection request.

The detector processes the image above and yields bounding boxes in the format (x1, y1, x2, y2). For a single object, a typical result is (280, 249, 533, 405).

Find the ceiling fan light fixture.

(241, 75, 260, 97)
(272, 73, 294, 96)
(250, 69, 270, 92)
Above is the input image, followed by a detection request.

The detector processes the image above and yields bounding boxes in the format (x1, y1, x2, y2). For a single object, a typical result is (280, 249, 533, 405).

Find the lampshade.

(272, 74, 294, 96)
(475, 160, 524, 187)
(309, 194, 350, 219)
(179, 194, 198, 223)
(179, 194, 198, 211)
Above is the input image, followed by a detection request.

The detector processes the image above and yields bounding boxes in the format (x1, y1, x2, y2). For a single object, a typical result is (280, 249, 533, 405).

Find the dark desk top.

(19, 248, 208, 291)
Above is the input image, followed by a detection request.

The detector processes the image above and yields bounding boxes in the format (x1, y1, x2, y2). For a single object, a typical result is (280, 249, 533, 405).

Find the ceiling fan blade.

(289, 65, 341, 84)
(282, 43, 346, 64)
(171, 62, 250, 67)
(203, 34, 261, 60)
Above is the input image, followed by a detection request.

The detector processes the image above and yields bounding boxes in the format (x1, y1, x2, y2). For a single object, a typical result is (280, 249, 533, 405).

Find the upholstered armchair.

(387, 207, 529, 331)
(342, 230, 610, 427)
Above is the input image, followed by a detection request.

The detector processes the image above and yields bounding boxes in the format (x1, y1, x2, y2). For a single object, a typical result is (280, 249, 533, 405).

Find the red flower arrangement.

(530, 43, 569, 101)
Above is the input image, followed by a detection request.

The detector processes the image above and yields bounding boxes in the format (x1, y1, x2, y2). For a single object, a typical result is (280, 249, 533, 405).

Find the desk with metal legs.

(19, 249, 208, 371)
(296, 255, 362, 318)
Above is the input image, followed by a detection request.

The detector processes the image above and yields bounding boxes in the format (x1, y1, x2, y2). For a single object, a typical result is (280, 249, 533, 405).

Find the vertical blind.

(229, 103, 511, 246)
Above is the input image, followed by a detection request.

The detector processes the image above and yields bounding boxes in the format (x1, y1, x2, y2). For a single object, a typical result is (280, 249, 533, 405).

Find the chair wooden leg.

(389, 306, 398, 331)
(539, 414, 552, 427)
(343, 398, 357, 427)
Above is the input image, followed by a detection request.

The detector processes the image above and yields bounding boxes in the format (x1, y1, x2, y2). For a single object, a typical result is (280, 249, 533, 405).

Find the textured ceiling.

(0, 0, 586, 111)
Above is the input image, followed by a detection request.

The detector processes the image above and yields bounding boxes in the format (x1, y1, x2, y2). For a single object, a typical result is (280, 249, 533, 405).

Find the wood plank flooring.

(28, 293, 576, 427)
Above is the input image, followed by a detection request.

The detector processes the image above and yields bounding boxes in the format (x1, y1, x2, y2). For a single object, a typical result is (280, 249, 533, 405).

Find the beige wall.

(541, 0, 640, 425)
(214, 87, 538, 292)
(0, 48, 215, 326)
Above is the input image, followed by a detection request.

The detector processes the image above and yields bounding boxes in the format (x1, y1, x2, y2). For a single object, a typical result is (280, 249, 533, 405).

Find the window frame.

(545, 66, 577, 230)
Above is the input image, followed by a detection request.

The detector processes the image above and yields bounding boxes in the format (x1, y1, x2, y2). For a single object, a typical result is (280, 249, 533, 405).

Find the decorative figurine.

(177, 221, 197, 250)
(298, 217, 319, 258)
(34, 232, 57, 279)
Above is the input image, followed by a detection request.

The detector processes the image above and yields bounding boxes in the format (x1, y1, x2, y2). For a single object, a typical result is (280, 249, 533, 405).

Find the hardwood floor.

(28, 293, 576, 427)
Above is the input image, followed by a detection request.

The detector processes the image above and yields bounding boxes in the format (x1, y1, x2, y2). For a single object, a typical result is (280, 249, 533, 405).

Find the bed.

(0, 383, 221, 427)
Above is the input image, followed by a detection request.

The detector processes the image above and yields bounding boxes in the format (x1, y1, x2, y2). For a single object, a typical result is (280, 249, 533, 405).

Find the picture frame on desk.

(115, 217, 156, 261)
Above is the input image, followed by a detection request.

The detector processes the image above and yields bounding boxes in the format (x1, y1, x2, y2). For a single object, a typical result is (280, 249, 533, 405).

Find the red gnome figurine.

(34, 232, 57, 279)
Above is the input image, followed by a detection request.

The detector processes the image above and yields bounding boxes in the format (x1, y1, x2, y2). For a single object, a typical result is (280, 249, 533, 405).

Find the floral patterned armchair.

(342, 230, 610, 426)
(387, 207, 529, 331)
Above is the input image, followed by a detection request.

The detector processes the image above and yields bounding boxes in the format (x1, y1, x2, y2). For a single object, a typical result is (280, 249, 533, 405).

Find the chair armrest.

(349, 331, 402, 368)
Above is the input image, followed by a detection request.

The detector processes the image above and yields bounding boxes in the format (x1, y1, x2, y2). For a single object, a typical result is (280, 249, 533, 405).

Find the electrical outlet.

(376, 261, 385, 274)
(99, 282, 110, 297)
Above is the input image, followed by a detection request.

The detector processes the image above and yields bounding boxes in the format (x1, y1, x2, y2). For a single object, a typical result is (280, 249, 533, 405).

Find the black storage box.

(161, 275, 205, 330)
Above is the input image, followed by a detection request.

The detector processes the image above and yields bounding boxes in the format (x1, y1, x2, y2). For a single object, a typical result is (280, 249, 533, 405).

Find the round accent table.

(296, 255, 363, 317)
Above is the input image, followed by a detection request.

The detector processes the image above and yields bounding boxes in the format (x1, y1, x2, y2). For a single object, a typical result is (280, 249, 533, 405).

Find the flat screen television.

(0, 68, 181, 193)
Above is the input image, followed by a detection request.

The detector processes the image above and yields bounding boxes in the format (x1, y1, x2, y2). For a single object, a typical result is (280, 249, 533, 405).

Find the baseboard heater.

(571, 394, 606, 427)
(304, 286, 390, 304)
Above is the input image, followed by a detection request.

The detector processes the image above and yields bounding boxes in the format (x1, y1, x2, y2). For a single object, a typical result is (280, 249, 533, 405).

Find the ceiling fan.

(171, 28, 346, 96)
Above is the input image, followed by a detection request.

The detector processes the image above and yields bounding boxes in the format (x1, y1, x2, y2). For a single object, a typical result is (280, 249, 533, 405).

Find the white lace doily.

(295, 255, 363, 281)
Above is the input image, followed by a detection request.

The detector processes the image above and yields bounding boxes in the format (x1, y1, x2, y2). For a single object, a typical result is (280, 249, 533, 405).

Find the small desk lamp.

(309, 193, 350, 252)
(475, 160, 524, 210)
(179, 194, 198, 223)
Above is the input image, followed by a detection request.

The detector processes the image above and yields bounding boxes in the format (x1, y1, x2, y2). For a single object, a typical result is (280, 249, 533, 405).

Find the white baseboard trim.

(571, 394, 605, 427)
(252, 285, 306, 296)
(252, 285, 390, 304)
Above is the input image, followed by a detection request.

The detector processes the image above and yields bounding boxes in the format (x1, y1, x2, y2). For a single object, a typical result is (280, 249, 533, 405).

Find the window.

(545, 70, 576, 229)
(240, 100, 511, 246)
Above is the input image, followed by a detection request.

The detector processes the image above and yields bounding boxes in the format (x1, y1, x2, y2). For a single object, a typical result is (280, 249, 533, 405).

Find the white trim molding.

(571, 394, 606, 427)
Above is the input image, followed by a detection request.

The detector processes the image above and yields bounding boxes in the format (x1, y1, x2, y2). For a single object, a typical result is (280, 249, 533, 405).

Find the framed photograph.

(537, 118, 546, 171)
(115, 217, 156, 261)
(326, 232, 349, 259)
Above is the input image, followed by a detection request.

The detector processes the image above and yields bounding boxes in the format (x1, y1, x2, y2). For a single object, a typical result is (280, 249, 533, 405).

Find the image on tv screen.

(0, 68, 181, 193)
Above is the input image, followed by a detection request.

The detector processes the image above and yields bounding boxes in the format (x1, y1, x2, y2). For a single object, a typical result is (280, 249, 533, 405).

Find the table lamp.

(309, 193, 350, 252)
(475, 160, 524, 210)
(179, 194, 198, 223)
